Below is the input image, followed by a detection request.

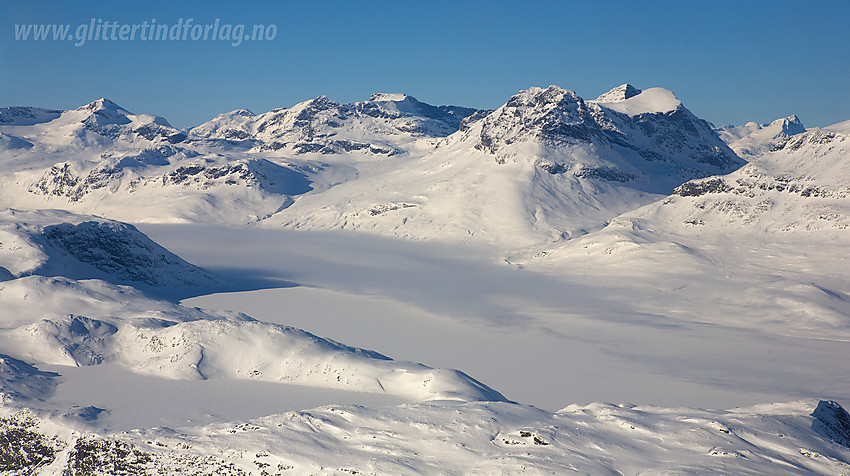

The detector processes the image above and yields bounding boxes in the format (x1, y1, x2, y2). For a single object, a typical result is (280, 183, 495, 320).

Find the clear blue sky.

(2, 0, 848, 129)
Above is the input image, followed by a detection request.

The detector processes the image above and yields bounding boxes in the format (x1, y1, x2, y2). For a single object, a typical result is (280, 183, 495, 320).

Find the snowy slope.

(3, 399, 850, 475)
(0, 119, 315, 225)
(0, 95, 475, 226)
(636, 125, 850, 234)
(716, 114, 807, 159)
(0, 279, 503, 403)
(0, 210, 503, 404)
(527, 121, 850, 339)
(264, 84, 743, 249)
(0, 209, 216, 297)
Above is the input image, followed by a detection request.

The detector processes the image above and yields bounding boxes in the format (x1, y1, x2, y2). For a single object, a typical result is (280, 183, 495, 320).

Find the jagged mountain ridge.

(188, 93, 482, 156)
(457, 84, 741, 189)
(655, 125, 850, 233)
(715, 114, 807, 159)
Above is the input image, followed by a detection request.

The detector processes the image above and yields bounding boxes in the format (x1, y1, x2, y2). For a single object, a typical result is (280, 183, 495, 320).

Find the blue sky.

(2, 0, 848, 129)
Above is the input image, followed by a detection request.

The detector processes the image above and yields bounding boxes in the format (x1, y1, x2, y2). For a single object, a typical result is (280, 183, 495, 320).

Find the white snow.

(593, 86, 682, 115)
(716, 114, 807, 159)
(0, 89, 849, 474)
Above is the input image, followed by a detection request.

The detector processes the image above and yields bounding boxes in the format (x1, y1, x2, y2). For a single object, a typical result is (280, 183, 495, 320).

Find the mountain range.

(1, 83, 849, 474)
(0, 84, 746, 249)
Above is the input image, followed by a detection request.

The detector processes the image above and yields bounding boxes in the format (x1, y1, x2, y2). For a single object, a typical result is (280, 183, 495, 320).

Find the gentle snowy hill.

(0, 209, 506, 408)
(716, 114, 807, 159)
(0, 277, 504, 403)
(265, 84, 744, 248)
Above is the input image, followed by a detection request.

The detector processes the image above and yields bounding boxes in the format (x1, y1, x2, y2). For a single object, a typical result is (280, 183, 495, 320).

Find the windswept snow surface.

(4, 399, 850, 475)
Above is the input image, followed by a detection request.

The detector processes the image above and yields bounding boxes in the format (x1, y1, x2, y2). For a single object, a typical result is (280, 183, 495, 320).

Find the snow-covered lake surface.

(139, 224, 850, 413)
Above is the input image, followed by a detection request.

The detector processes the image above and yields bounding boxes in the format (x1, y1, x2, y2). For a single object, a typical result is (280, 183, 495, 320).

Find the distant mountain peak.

(369, 93, 411, 102)
(226, 109, 256, 118)
(715, 114, 807, 159)
(595, 84, 643, 103)
(77, 98, 126, 114)
(769, 115, 806, 135)
(500, 86, 583, 115)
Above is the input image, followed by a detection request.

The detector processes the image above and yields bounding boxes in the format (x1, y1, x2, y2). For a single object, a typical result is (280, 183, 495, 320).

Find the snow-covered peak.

(369, 93, 409, 102)
(221, 108, 256, 119)
(505, 85, 582, 108)
(594, 83, 643, 103)
(188, 93, 480, 154)
(772, 114, 805, 133)
(594, 87, 682, 116)
(76, 98, 127, 114)
(716, 114, 807, 159)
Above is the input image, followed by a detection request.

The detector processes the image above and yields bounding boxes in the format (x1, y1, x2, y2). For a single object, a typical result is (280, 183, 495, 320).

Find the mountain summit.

(594, 83, 643, 102)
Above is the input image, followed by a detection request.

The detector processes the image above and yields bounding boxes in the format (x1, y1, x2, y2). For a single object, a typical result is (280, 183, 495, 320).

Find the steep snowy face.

(471, 85, 599, 153)
(716, 115, 807, 159)
(0, 209, 216, 295)
(454, 84, 742, 191)
(189, 93, 480, 156)
(662, 126, 850, 233)
(593, 83, 643, 103)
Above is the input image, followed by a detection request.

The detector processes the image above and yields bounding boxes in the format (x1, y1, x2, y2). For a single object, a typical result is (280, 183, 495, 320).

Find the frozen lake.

(139, 224, 850, 411)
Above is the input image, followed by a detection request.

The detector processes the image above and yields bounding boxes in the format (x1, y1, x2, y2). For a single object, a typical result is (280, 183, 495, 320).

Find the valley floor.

(140, 224, 850, 413)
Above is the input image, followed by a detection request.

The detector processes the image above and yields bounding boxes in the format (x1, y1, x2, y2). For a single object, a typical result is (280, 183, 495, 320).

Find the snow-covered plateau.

(1, 84, 848, 474)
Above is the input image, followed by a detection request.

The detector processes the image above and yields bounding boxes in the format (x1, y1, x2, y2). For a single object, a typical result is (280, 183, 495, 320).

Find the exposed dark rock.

(812, 400, 850, 448)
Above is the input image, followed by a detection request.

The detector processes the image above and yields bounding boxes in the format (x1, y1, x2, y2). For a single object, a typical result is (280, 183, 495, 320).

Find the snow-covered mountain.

(0, 101, 315, 224)
(265, 84, 743, 248)
(1, 87, 850, 474)
(188, 93, 480, 156)
(527, 119, 850, 339)
(1, 99, 187, 150)
(0, 209, 216, 297)
(716, 114, 807, 159)
(1, 85, 744, 249)
(635, 122, 849, 234)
